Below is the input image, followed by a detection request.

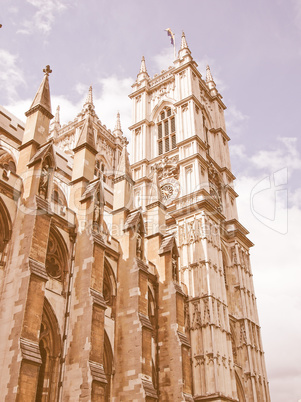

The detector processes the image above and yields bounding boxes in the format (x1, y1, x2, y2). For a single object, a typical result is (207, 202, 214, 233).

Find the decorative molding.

(139, 313, 153, 331)
(90, 288, 107, 309)
(20, 337, 42, 365)
(89, 360, 107, 384)
(29, 258, 48, 281)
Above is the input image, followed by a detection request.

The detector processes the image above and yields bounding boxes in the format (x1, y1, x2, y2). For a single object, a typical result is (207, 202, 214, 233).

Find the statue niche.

(136, 221, 144, 259)
(172, 247, 179, 282)
(93, 187, 105, 233)
(39, 157, 52, 199)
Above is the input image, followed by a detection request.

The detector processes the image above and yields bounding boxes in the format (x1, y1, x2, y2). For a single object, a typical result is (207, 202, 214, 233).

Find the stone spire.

(206, 65, 217, 95)
(140, 56, 147, 73)
(116, 142, 132, 180)
(50, 105, 61, 138)
(137, 56, 149, 82)
(113, 111, 123, 137)
(82, 85, 95, 113)
(177, 31, 192, 62)
(180, 31, 188, 49)
(26, 65, 53, 119)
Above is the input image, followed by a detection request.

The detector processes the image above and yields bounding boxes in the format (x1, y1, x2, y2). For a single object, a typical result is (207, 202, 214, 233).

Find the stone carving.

(172, 250, 178, 281)
(151, 155, 179, 180)
(136, 221, 143, 259)
(39, 161, 51, 199)
(191, 301, 202, 330)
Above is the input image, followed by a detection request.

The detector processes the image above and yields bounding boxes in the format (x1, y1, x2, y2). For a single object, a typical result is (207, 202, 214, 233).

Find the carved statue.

(39, 164, 50, 199)
(93, 200, 101, 226)
(172, 252, 178, 281)
(136, 221, 143, 259)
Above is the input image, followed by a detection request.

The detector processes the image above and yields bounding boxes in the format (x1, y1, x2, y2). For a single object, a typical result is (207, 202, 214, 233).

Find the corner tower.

(129, 32, 270, 402)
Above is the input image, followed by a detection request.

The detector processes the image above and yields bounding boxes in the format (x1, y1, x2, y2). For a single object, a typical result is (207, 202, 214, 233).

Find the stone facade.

(0, 33, 270, 401)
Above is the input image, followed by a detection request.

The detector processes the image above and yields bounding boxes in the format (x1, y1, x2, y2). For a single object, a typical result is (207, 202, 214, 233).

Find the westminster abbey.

(0, 33, 270, 401)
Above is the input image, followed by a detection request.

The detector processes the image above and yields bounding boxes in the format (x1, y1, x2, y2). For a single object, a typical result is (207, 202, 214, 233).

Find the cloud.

(232, 138, 301, 402)
(17, 0, 68, 35)
(225, 104, 249, 138)
(152, 46, 175, 74)
(5, 75, 134, 143)
(250, 137, 301, 174)
(0, 49, 26, 103)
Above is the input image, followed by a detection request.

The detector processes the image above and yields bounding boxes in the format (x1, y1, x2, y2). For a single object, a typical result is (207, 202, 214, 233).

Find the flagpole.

(174, 34, 176, 60)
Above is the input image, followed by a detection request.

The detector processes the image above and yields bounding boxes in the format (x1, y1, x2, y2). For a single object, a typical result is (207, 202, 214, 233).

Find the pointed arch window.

(157, 107, 176, 156)
(95, 159, 107, 183)
(35, 300, 61, 402)
(45, 228, 67, 282)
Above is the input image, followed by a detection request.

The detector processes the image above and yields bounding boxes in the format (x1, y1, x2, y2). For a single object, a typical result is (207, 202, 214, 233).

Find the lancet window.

(157, 107, 176, 156)
(35, 300, 61, 402)
(95, 159, 107, 183)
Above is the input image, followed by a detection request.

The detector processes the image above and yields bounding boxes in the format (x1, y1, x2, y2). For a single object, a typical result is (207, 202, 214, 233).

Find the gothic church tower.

(0, 33, 270, 402)
(129, 32, 270, 401)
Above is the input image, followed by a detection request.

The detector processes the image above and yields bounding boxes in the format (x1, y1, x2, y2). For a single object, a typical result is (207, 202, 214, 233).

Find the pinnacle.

(180, 31, 188, 49)
(26, 65, 53, 118)
(115, 111, 122, 131)
(206, 65, 214, 83)
(54, 105, 60, 124)
(113, 111, 123, 137)
(140, 56, 147, 73)
(83, 85, 95, 112)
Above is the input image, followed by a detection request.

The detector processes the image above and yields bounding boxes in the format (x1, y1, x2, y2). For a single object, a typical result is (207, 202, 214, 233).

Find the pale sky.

(1, 1, 301, 400)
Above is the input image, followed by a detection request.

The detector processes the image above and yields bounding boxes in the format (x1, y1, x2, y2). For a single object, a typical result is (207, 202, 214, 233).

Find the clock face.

(160, 178, 180, 205)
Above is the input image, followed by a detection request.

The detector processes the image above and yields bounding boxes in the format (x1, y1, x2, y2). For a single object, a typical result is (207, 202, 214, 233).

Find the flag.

(165, 28, 175, 46)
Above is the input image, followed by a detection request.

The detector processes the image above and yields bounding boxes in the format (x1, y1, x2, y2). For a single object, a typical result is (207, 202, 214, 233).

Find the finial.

(140, 56, 147, 73)
(206, 65, 214, 83)
(43, 65, 52, 76)
(180, 31, 188, 49)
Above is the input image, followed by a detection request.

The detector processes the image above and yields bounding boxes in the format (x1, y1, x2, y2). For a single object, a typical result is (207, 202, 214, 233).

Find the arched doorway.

(35, 299, 61, 402)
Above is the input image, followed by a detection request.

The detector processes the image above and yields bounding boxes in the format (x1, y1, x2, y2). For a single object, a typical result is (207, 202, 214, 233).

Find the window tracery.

(157, 107, 176, 156)
(45, 229, 67, 281)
